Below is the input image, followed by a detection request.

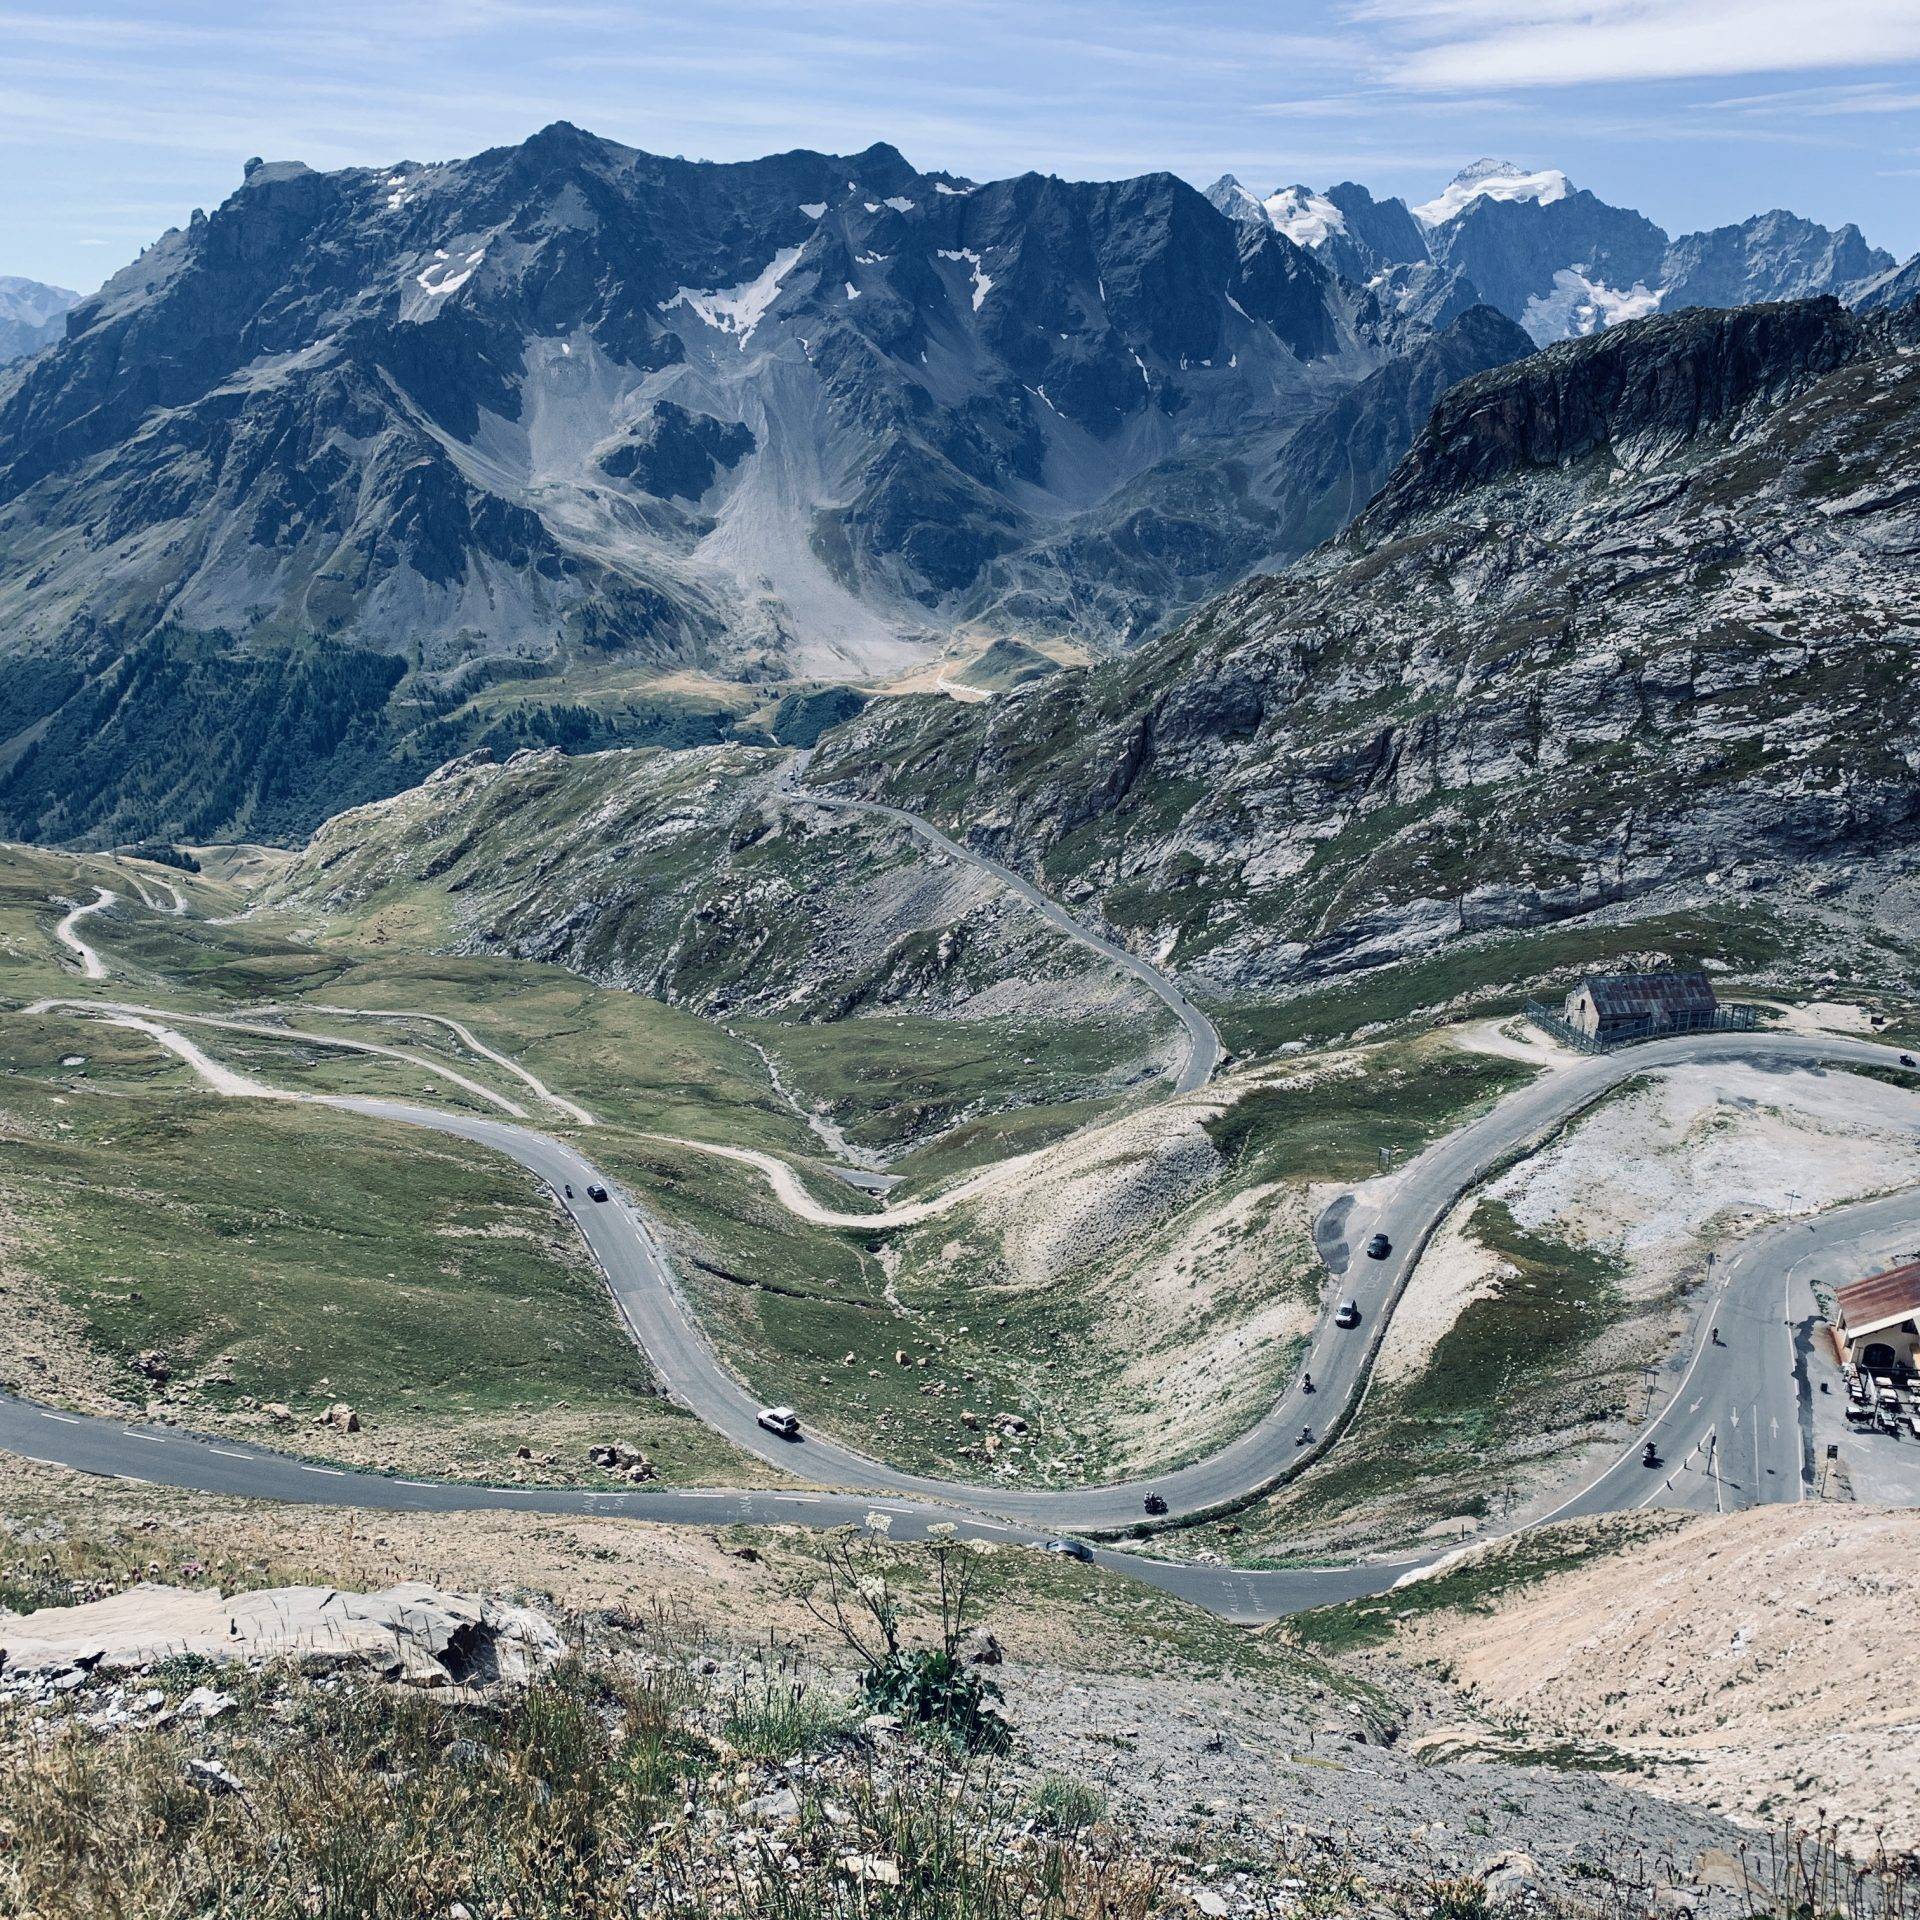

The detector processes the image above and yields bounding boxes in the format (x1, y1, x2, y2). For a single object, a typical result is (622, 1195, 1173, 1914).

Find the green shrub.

(861, 1647, 1008, 1752)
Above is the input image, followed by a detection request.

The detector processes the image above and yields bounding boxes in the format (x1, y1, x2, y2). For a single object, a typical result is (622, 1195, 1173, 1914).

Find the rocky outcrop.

(1357, 297, 1878, 530)
(0, 1581, 563, 1687)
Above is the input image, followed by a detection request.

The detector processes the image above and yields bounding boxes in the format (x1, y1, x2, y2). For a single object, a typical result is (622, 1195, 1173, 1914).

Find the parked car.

(1334, 1300, 1361, 1329)
(586, 1184, 610, 1203)
(1045, 1538, 1094, 1562)
(756, 1406, 801, 1439)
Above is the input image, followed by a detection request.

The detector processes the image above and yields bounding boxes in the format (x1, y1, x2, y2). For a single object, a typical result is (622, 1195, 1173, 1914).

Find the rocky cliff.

(809, 293, 1920, 991)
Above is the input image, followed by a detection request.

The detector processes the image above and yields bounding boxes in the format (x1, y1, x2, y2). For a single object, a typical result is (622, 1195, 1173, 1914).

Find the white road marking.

(207, 1447, 251, 1460)
(125, 1431, 168, 1444)
(37, 1411, 80, 1424)
(301, 1465, 346, 1477)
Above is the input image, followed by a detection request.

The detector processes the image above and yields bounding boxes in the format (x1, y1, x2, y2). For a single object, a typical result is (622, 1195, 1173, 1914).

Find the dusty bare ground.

(893, 1055, 1338, 1475)
(0, 1463, 1790, 1906)
(1385, 1061, 1920, 1380)
(1399, 1506, 1920, 1854)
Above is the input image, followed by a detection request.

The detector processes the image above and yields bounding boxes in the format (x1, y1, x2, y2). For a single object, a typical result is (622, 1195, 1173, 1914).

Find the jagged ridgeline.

(812, 295, 1920, 989)
(7, 124, 1905, 849)
(0, 126, 1529, 845)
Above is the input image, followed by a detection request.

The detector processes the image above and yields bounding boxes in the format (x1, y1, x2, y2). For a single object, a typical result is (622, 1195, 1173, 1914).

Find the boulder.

(315, 1402, 359, 1433)
(1477, 1852, 1542, 1904)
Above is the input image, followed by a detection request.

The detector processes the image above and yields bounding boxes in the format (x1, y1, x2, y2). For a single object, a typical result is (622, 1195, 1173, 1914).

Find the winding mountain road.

(12, 838, 1920, 1620)
(53, 888, 114, 979)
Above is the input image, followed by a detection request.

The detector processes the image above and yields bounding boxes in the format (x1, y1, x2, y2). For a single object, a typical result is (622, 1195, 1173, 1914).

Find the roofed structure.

(1563, 969, 1719, 1042)
(1834, 1259, 1920, 1375)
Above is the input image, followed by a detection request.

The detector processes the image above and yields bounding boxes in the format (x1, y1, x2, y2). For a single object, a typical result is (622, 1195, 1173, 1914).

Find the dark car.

(1143, 1493, 1168, 1516)
(1366, 1232, 1392, 1260)
(1044, 1538, 1093, 1562)
(586, 1184, 610, 1203)
(1903, 1054, 1917, 1069)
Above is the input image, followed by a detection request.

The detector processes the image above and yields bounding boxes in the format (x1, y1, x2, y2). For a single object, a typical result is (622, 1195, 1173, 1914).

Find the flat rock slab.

(0, 1581, 561, 1687)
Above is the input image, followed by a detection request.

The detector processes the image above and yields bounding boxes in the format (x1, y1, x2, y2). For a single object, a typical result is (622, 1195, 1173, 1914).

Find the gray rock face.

(0, 127, 1466, 844)
(1853, 252, 1920, 314)
(1258, 306, 1535, 563)
(1355, 297, 1875, 530)
(811, 293, 1920, 992)
(1660, 211, 1889, 312)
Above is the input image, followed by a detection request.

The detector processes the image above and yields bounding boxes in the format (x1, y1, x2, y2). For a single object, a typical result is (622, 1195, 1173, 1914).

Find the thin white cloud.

(1358, 0, 1920, 90)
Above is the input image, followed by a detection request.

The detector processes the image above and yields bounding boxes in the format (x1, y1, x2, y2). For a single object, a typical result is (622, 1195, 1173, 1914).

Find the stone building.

(1562, 969, 1719, 1044)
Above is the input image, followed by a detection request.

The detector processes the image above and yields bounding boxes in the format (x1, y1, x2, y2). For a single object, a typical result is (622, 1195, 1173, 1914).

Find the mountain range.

(809, 291, 1920, 991)
(1206, 159, 1895, 348)
(0, 128, 1913, 848)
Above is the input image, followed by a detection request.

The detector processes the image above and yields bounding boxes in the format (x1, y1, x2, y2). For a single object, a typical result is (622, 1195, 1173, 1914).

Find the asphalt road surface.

(17, 840, 1920, 1618)
(9, 1038, 1919, 1617)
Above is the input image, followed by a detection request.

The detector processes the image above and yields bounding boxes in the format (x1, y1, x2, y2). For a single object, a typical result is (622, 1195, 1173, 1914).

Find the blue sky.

(5, 0, 1919, 292)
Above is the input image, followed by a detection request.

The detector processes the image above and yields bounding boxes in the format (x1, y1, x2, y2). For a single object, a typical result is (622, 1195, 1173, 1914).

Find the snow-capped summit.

(1413, 160, 1571, 228)
(1261, 185, 1347, 249)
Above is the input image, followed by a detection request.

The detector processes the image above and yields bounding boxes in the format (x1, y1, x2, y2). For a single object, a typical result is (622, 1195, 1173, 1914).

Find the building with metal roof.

(1562, 969, 1721, 1045)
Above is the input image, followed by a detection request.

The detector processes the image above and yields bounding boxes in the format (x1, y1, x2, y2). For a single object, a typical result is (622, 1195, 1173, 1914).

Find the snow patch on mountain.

(1262, 185, 1347, 248)
(1521, 267, 1664, 345)
(416, 249, 485, 299)
(1415, 160, 1570, 228)
(938, 248, 993, 311)
(661, 244, 806, 342)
